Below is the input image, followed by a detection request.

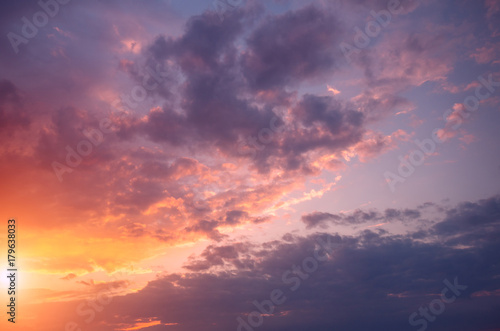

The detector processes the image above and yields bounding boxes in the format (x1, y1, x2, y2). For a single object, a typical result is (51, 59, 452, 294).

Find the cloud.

(33, 195, 499, 331)
(242, 4, 342, 90)
(0, 79, 30, 130)
(301, 211, 342, 228)
(470, 43, 500, 64)
(183, 242, 255, 272)
(485, 0, 500, 37)
(185, 219, 227, 241)
(1, 1, 497, 310)
(432, 195, 500, 246)
(436, 103, 468, 142)
(61, 273, 78, 281)
(301, 206, 421, 229)
(349, 129, 410, 162)
(349, 16, 460, 120)
(0, 1, 403, 264)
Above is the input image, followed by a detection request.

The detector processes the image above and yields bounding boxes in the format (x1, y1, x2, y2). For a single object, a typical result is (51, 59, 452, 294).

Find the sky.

(0, 0, 499, 330)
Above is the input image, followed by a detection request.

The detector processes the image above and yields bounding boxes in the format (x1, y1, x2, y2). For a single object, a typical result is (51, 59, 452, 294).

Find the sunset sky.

(1, 0, 500, 330)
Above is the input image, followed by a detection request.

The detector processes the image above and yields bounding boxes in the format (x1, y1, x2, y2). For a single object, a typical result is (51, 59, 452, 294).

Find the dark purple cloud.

(57, 195, 500, 331)
(242, 5, 343, 90)
(302, 206, 421, 229)
(432, 195, 500, 246)
(112, 6, 366, 175)
(185, 219, 227, 241)
(0, 79, 30, 129)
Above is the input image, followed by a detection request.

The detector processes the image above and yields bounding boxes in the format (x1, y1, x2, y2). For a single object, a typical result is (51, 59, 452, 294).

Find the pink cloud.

(470, 43, 500, 64)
